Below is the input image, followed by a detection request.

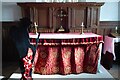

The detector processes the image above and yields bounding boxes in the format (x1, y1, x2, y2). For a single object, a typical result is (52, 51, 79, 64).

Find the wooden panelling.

(2, 22, 18, 27)
(100, 21, 119, 27)
(2, 22, 19, 61)
(98, 21, 120, 35)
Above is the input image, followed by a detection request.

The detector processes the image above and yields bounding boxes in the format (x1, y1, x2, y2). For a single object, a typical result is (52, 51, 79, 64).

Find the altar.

(29, 33, 103, 75)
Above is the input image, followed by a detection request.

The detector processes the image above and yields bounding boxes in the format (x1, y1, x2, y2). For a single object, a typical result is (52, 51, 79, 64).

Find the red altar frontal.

(29, 33, 103, 75)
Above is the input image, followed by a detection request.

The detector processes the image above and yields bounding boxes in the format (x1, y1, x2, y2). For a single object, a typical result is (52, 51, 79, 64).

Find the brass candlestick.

(34, 22, 38, 34)
(115, 26, 118, 33)
(81, 22, 84, 34)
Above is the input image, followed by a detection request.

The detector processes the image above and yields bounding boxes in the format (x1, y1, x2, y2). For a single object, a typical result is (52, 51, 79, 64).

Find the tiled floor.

(107, 62, 120, 80)
(2, 61, 19, 79)
(2, 61, 120, 79)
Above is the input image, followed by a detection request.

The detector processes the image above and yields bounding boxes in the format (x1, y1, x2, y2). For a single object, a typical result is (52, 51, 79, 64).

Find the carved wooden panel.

(70, 7, 86, 28)
(17, 2, 104, 33)
(38, 8, 49, 28)
(92, 7, 100, 28)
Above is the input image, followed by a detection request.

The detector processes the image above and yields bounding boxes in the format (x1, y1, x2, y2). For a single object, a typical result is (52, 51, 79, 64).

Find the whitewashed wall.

(1, 2, 119, 21)
(118, 2, 119, 21)
(0, 2, 1, 22)
(0, 1, 2, 76)
(1, 0, 36, 2)
(2, 2, 22, 21)
(100, 2, 118, 21)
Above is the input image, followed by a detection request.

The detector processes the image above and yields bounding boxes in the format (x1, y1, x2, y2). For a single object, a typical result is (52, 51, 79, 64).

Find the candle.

(115, 26, 118, 33)
(81, 22, 84, 34)
(81, 22, 84, 27)
(34, 22, 37, 27)
(115, 26, 118, 31)
(34, 22, 38, 34)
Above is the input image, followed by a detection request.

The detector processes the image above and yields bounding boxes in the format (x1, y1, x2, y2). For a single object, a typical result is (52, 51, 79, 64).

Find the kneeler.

(23, 33, 40, 79)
